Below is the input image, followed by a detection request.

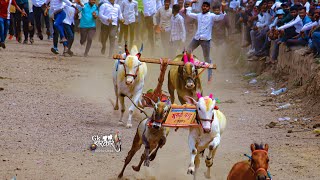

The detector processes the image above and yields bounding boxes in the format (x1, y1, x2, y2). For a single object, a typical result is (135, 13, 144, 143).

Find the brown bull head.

(179, 51, 197, 89)
(145, 97, 171, 129)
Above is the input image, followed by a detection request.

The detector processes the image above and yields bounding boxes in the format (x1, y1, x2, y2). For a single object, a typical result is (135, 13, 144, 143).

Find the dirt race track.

(0, 38, 320, 180)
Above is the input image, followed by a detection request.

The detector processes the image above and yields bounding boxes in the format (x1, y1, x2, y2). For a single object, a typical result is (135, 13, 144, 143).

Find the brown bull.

(168, 52, 203, 104)
(118, 99, 171, 178)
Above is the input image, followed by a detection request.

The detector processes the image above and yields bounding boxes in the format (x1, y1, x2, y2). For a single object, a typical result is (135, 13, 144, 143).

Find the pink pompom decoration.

(196, 92, 202, 99)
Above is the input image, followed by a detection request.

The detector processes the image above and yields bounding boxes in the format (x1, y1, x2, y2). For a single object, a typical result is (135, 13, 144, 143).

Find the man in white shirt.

(248, 1, 271, 56)
(186, 1, 225, 82)
(170, 4, 185, 57)
(143, 0, 157, 51)
(32, 0, 51, 40)
(301, 0, 310, 13)
(191, 0, 203, 13)
(62, 3, 77, 56)
(120, 0, 138, 47)
(154, 0, 172, 55)
(45, 0, 76, 43)
(99, 0, 124, 57)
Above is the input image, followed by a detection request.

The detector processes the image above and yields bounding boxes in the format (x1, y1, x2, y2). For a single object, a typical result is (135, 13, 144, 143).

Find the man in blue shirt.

(78, 0, 98, 57)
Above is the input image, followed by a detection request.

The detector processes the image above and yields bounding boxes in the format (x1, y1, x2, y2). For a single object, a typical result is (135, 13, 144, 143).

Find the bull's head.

(179, 51, 197, 89)
(147, 97, 171, 129)
(120, 44, 143, 85)
(184, 93, 216, 133)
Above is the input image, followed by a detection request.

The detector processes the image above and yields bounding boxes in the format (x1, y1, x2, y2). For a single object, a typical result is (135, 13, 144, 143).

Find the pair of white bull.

(112, 46, 227, 179)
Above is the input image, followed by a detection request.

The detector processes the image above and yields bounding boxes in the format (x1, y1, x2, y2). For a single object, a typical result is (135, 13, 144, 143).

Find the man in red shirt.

(0, 0, 26, 49)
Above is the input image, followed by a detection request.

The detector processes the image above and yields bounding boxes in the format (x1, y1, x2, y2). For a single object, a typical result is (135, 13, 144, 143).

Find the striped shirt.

(170, 13, 186, 42)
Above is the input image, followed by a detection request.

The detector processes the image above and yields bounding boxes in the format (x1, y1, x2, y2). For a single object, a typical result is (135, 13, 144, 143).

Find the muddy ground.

(0, 36, 319, 180)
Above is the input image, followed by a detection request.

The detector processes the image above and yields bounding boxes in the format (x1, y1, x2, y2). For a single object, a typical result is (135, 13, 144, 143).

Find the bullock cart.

(112, 53, 217, 128)
(112, 53, 217, 106)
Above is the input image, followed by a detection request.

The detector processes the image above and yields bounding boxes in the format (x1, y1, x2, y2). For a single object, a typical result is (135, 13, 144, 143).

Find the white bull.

(184, 93, 227, 180)
(112, 45, 147, 128)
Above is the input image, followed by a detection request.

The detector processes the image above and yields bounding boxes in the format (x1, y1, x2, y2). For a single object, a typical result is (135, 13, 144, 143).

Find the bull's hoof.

(114, 105, 119, 110)
(132, 165, 140, 172)
(144, 159, 150, 167)
(118, 173, 123, 179)
(149, 153, 156, 161)
(204, 172, 211, 179)
(126, 124, 132, 128)
(118, 121, 124, 126)
(187, 166, 195, 175)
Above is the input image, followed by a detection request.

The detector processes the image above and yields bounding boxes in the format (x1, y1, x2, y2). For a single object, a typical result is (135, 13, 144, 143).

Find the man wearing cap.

(186, 1, 225, 82)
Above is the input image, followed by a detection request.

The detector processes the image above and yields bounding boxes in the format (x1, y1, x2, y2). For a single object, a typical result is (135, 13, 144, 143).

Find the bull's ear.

(264, 144, 269, 152)
(250, 144, 255, 152)
(143, 96, 156, 107)
(184, 96, 197, 105)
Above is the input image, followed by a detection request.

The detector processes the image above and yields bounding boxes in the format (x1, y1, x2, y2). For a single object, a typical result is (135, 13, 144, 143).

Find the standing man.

(143, 0, 157, 52)
(99, 0, 123, 57)
(32, 0, 51, 40)
(28, 0, 35, 44)
(78, 0, 99, 57)
(180, 0, 196, 43)
(191, 0, 203, 13)
(153, 0, 172, 54)
(121, 0, 138, 48)
(15, 0, 30, 43)
(186, 1, 225, 82)
(169, 4, 185, 57)
(0, 0, 26, 49)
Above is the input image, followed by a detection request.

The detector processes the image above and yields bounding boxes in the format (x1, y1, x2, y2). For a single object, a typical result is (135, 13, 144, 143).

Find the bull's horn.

(136, 43, 143, 60)
(136, 53, 141, 59)
(183, 49, 188, 64)
(196, 92, 202, 99)
(139, 43, 144, 53)
(125, 42, 130, 56)
(209, 93, 213, 99)
(190, 52, 195, 64)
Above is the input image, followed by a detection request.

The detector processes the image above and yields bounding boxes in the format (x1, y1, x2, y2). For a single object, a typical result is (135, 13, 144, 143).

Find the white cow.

(112, 45, 147, 128)
(184, 93, 227, 180)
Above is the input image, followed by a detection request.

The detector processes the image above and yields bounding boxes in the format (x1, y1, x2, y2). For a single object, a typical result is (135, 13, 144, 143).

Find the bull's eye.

(198, 107, 201, 111)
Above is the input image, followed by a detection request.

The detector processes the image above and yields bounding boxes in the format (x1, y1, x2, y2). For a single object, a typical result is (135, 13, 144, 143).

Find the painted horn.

(190, 52, 194, 64)
(196, 92, 202, 99)
(183, 49, 188, 64)
(209, 93, 213, 99)
(136, 43, 143, 59)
